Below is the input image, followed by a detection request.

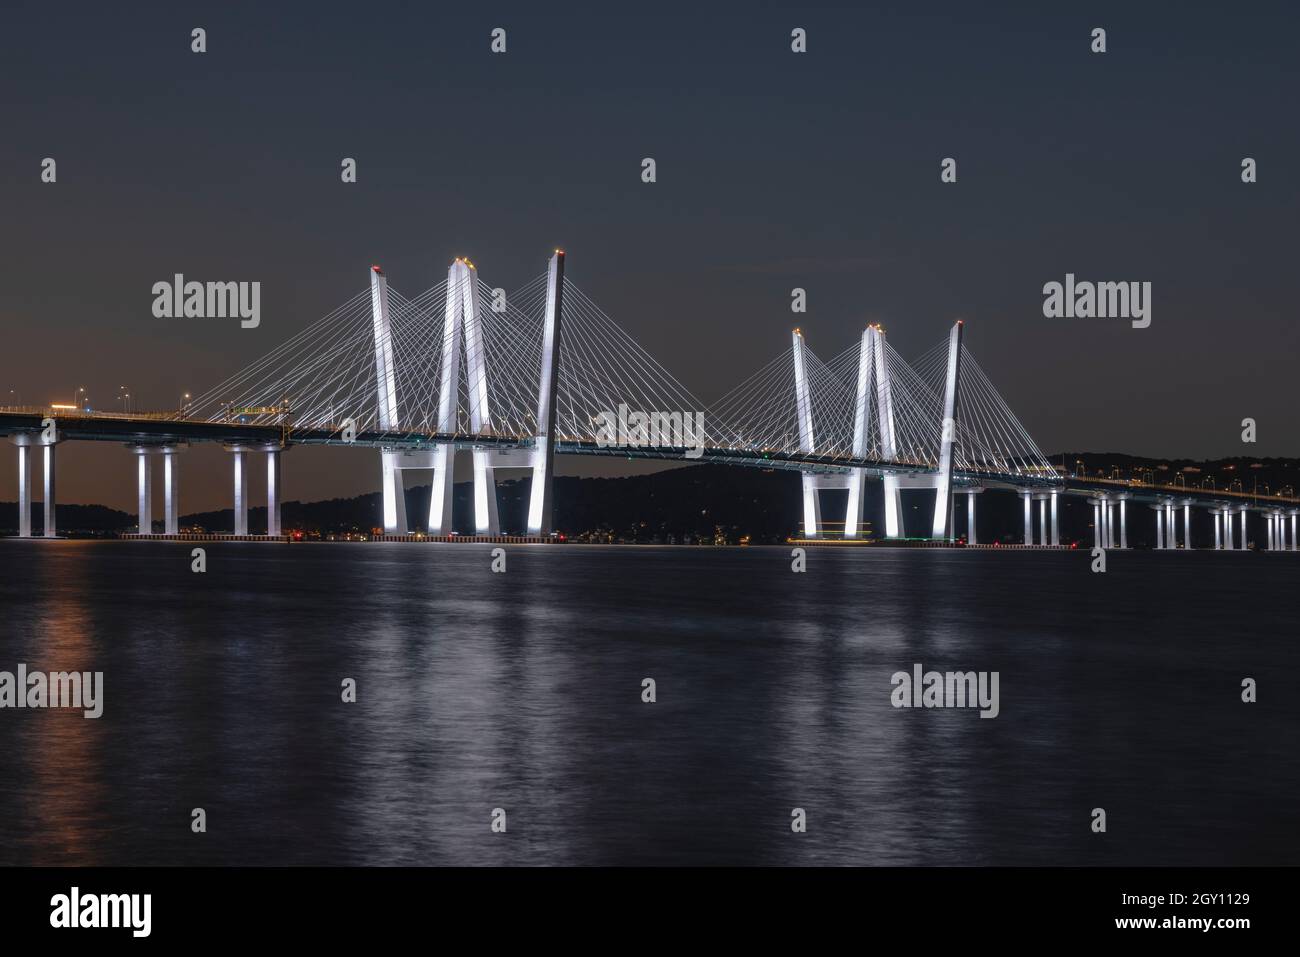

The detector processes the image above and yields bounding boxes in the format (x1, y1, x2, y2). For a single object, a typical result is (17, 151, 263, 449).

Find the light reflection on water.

(0, 540, 1296, 866)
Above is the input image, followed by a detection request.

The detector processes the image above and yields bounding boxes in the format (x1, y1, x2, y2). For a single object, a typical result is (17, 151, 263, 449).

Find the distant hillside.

(0, 503, 133, 536)
(1047, 453, 1298, 496)
(177, 466, 806, 544)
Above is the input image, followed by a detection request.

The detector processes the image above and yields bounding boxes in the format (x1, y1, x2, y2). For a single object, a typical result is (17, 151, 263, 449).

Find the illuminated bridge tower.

(930, 320, 963, 540)
(844, 326, 873, 539)
(429, 258, 501, 536)
(872, 325, 905, 539)
(791, 328, 822, 538)
(526, 250, 565, 536)
(842, 323, 906, 540)
(370, 265, 409, 535)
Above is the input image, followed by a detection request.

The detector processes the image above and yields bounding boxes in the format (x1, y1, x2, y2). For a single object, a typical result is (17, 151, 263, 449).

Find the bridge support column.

(472, 451, 501, 535)
(1038, 498, 1047, 546)
(1106, 501, 1115, 549)
(1092, 501, 1101, 548)
(428, 446, 454, 535)
(1240, 506, 1247, 550)
(1223, 509, 1233, 550)
(881, 476, 904, 539)
(380, 451, 407, 536)
(1183, 503, 1192, 550)
(845, 470, 866, 539)
(1155, 506, 1164, 550)
(1051, 491, 1060, 546)
(1213, 510, 1221, 549)
(528, 250, 565, 536)
(163, 448, 180, 534)
(1022, 491, 1032, 545)
(266, 449, 282, 537)
(135, 448, 153, 534)
(16, 442, 31, 537)
(1292, 512, 1297, 551)
(231, 448, 249, 535)
(930, 320, 963, 540)
(370, 265, 410, 535)
(967, 491, 977, 545)
(800, 475, 823, 538)
(42, 443, 56, 538)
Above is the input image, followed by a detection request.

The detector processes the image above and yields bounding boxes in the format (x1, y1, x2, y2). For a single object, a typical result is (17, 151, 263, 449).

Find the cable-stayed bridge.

(3, 250, 1298, 551)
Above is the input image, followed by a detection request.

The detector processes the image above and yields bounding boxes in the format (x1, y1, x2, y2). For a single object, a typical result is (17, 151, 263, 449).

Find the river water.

(0, 540, 1294, 865)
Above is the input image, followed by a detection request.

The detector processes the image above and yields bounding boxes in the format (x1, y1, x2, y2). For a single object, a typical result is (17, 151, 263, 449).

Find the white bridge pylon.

(370, 265, 407, 534)
(794, 321, 965, 540)
(429, 257, 498, 535)
(370, 252, 566, 536)
(793, 324, 905, 538)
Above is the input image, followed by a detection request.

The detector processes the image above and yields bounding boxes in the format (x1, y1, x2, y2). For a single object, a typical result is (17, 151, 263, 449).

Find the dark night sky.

(2, 1, 1297, 512)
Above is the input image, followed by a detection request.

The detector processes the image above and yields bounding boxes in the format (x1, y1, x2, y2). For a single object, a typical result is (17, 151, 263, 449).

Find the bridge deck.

(2, 409, 1295, 509)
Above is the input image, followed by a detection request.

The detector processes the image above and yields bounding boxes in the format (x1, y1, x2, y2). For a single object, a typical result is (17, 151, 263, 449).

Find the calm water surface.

(0, 540, 1295, 866)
